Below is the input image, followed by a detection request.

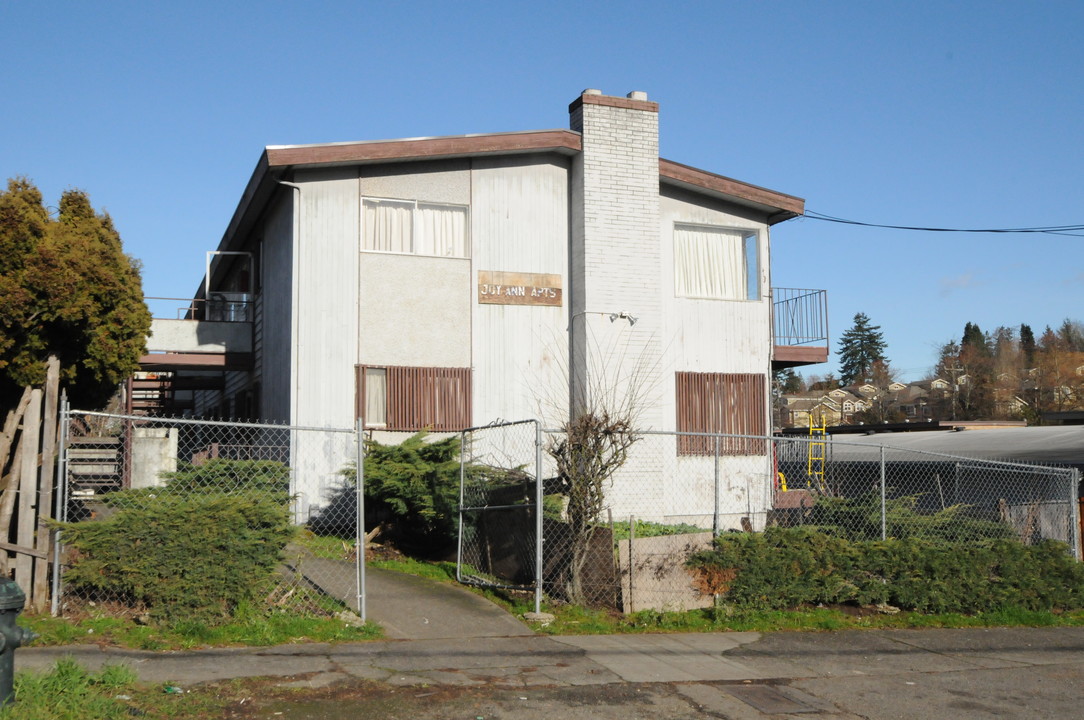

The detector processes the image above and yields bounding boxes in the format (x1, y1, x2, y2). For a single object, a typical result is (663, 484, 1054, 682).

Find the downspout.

(278, 180, 303, 523)
(277, 180, 302, 428)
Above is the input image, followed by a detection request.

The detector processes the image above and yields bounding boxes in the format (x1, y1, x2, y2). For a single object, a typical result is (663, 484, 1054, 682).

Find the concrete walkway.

(284, 547, 533, 640)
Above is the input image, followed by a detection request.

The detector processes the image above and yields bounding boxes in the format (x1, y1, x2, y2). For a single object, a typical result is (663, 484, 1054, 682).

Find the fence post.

(880, 446, 887, 541)
(534, 421, 544, 615)
(1071, 469, 1081, 561)
(50, 396, 70, 617)
(456, 428, 468, 584)
(355, 418, 366, 622)
(713, 435, 720, 536)
(628, 515, 635, 614)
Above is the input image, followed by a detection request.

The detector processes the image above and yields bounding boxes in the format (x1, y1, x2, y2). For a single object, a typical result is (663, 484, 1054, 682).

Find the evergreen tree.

(1020, 324, 1036, 367)
(837, 312, 888, 386)
(0, 178, 151, 413)
(773, 368, 804, 395)
(961, 322, 990, 356)
(954, 322, 995, 418)
(1058, 319, 1084, 352)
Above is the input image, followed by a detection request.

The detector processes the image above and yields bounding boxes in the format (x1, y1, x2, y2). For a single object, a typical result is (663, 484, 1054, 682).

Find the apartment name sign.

(477, 271, 562, 307)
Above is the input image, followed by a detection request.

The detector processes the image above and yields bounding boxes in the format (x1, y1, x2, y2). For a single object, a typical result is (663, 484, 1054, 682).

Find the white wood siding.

(470, 156, 570, 426)
(655, 188, 775, 528)
(290, 169, 361, 430)
(259, 193, 296, 423)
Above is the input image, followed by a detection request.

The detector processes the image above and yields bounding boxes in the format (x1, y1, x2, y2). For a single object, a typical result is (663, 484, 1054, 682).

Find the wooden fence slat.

(16, 389, 42, 593)
(0, 439, 24, 576)
(33, 357, 61, 611)
(0, 388, 33, 488)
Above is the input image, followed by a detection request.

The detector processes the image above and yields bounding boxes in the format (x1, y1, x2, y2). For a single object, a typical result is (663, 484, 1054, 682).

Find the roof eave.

(265, 129, 583, 169)
(659, 158, 804, 225)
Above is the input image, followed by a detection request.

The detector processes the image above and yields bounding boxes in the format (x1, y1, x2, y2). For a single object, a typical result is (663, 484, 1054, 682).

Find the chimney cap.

(627, 90, 648, 101)
(582, 88, 603, 96)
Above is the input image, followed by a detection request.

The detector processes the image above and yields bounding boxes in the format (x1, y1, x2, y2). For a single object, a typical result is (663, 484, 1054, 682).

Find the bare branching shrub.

(544, 318, 660, 605)
(547, 410, 638, 604)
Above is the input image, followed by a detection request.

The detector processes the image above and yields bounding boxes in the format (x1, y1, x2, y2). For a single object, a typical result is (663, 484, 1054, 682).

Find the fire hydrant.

(0, 579, 35, 706)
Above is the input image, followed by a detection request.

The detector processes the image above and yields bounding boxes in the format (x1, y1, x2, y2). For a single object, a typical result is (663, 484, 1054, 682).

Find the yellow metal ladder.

(807, 416, 827, 491)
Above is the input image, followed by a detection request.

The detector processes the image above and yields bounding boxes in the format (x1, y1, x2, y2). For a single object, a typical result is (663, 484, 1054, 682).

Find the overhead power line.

(804, 210, 1084, 237)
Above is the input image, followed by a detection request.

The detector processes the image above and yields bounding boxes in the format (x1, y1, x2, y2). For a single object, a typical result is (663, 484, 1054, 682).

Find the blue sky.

(3, 1, 1082, 382)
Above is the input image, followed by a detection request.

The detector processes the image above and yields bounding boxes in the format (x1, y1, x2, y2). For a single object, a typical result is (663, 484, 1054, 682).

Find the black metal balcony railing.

(773, 288, 828, 346)
(145, 296, 253, 323)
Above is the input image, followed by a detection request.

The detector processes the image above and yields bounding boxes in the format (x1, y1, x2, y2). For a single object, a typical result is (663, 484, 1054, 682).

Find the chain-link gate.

(456, 420, 543, 613)
(56, 407, 364, 619)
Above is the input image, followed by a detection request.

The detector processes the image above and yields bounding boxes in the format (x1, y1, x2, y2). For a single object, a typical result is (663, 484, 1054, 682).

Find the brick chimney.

(568, 90, 663, 427)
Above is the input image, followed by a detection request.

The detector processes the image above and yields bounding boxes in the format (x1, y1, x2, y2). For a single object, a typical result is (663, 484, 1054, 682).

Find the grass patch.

(610, 520, 707, 542)
(369, 556, 459, 582)
(524, 604, 1084, 635)
(533, 602, 1084, 633)
(294, 531, 358, 560)
(22, 609, 380, 651)
(2, 657, 226, 719)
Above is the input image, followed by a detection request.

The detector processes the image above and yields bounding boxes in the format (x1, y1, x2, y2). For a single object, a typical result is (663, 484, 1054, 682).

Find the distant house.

(781, 390, 869, 426)
(780, 377, 967, 427)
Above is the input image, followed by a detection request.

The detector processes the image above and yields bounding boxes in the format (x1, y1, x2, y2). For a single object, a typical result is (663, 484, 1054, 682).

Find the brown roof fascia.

(660, 158, 805, 224)
(265, 130, 582, 168)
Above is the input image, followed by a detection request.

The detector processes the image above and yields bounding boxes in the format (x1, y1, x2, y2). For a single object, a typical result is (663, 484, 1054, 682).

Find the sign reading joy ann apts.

(477, 271, 562, 307)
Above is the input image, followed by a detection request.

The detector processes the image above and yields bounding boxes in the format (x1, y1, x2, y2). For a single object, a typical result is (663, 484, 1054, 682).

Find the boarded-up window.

(356, 365, 471, 432)
(676, 372, 766, 455)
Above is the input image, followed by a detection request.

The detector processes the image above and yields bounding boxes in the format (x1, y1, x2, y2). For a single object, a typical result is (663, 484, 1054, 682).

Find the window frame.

(361, 196, 471, 259)
(673, 222, 761, 302)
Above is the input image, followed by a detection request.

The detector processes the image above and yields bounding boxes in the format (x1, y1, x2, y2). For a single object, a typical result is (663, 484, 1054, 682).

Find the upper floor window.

(674, 223, 759, 301)
(362, 198, 469, 258)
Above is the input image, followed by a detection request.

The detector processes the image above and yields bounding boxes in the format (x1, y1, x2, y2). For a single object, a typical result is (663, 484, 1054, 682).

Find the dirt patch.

(203, 676, 702, 720)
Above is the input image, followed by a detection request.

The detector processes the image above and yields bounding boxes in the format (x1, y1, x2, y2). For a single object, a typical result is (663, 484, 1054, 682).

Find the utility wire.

(804, 210, 1084, 236)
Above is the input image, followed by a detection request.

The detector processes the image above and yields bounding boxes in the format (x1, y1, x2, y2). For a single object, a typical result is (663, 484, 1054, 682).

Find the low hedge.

(687, 527, 1084, 614)
(60, 491, 294, 624)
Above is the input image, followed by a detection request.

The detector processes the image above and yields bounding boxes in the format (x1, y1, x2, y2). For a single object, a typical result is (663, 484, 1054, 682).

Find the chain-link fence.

(57, 412, 1082, 622)
(57, 408, 362, 619)
(460, 427, 1081, 616)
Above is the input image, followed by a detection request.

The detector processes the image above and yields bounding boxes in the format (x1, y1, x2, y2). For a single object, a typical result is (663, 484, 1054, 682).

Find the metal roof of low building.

(824, 426, 1084, 468)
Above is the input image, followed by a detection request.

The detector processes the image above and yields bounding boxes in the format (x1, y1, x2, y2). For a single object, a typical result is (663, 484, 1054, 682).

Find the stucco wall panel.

(359, 160, 470, 205)
(358, 254, 471, 368)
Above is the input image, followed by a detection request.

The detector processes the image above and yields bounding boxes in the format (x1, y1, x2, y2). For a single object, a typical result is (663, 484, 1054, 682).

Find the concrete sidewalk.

(18, 627, 1084, 686)
(18, 627, 1084, 717)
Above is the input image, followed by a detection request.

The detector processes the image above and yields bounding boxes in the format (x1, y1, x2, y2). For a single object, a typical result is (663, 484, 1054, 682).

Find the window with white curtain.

(674, 223, 759, 300)
(362, 198, 469, 258)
